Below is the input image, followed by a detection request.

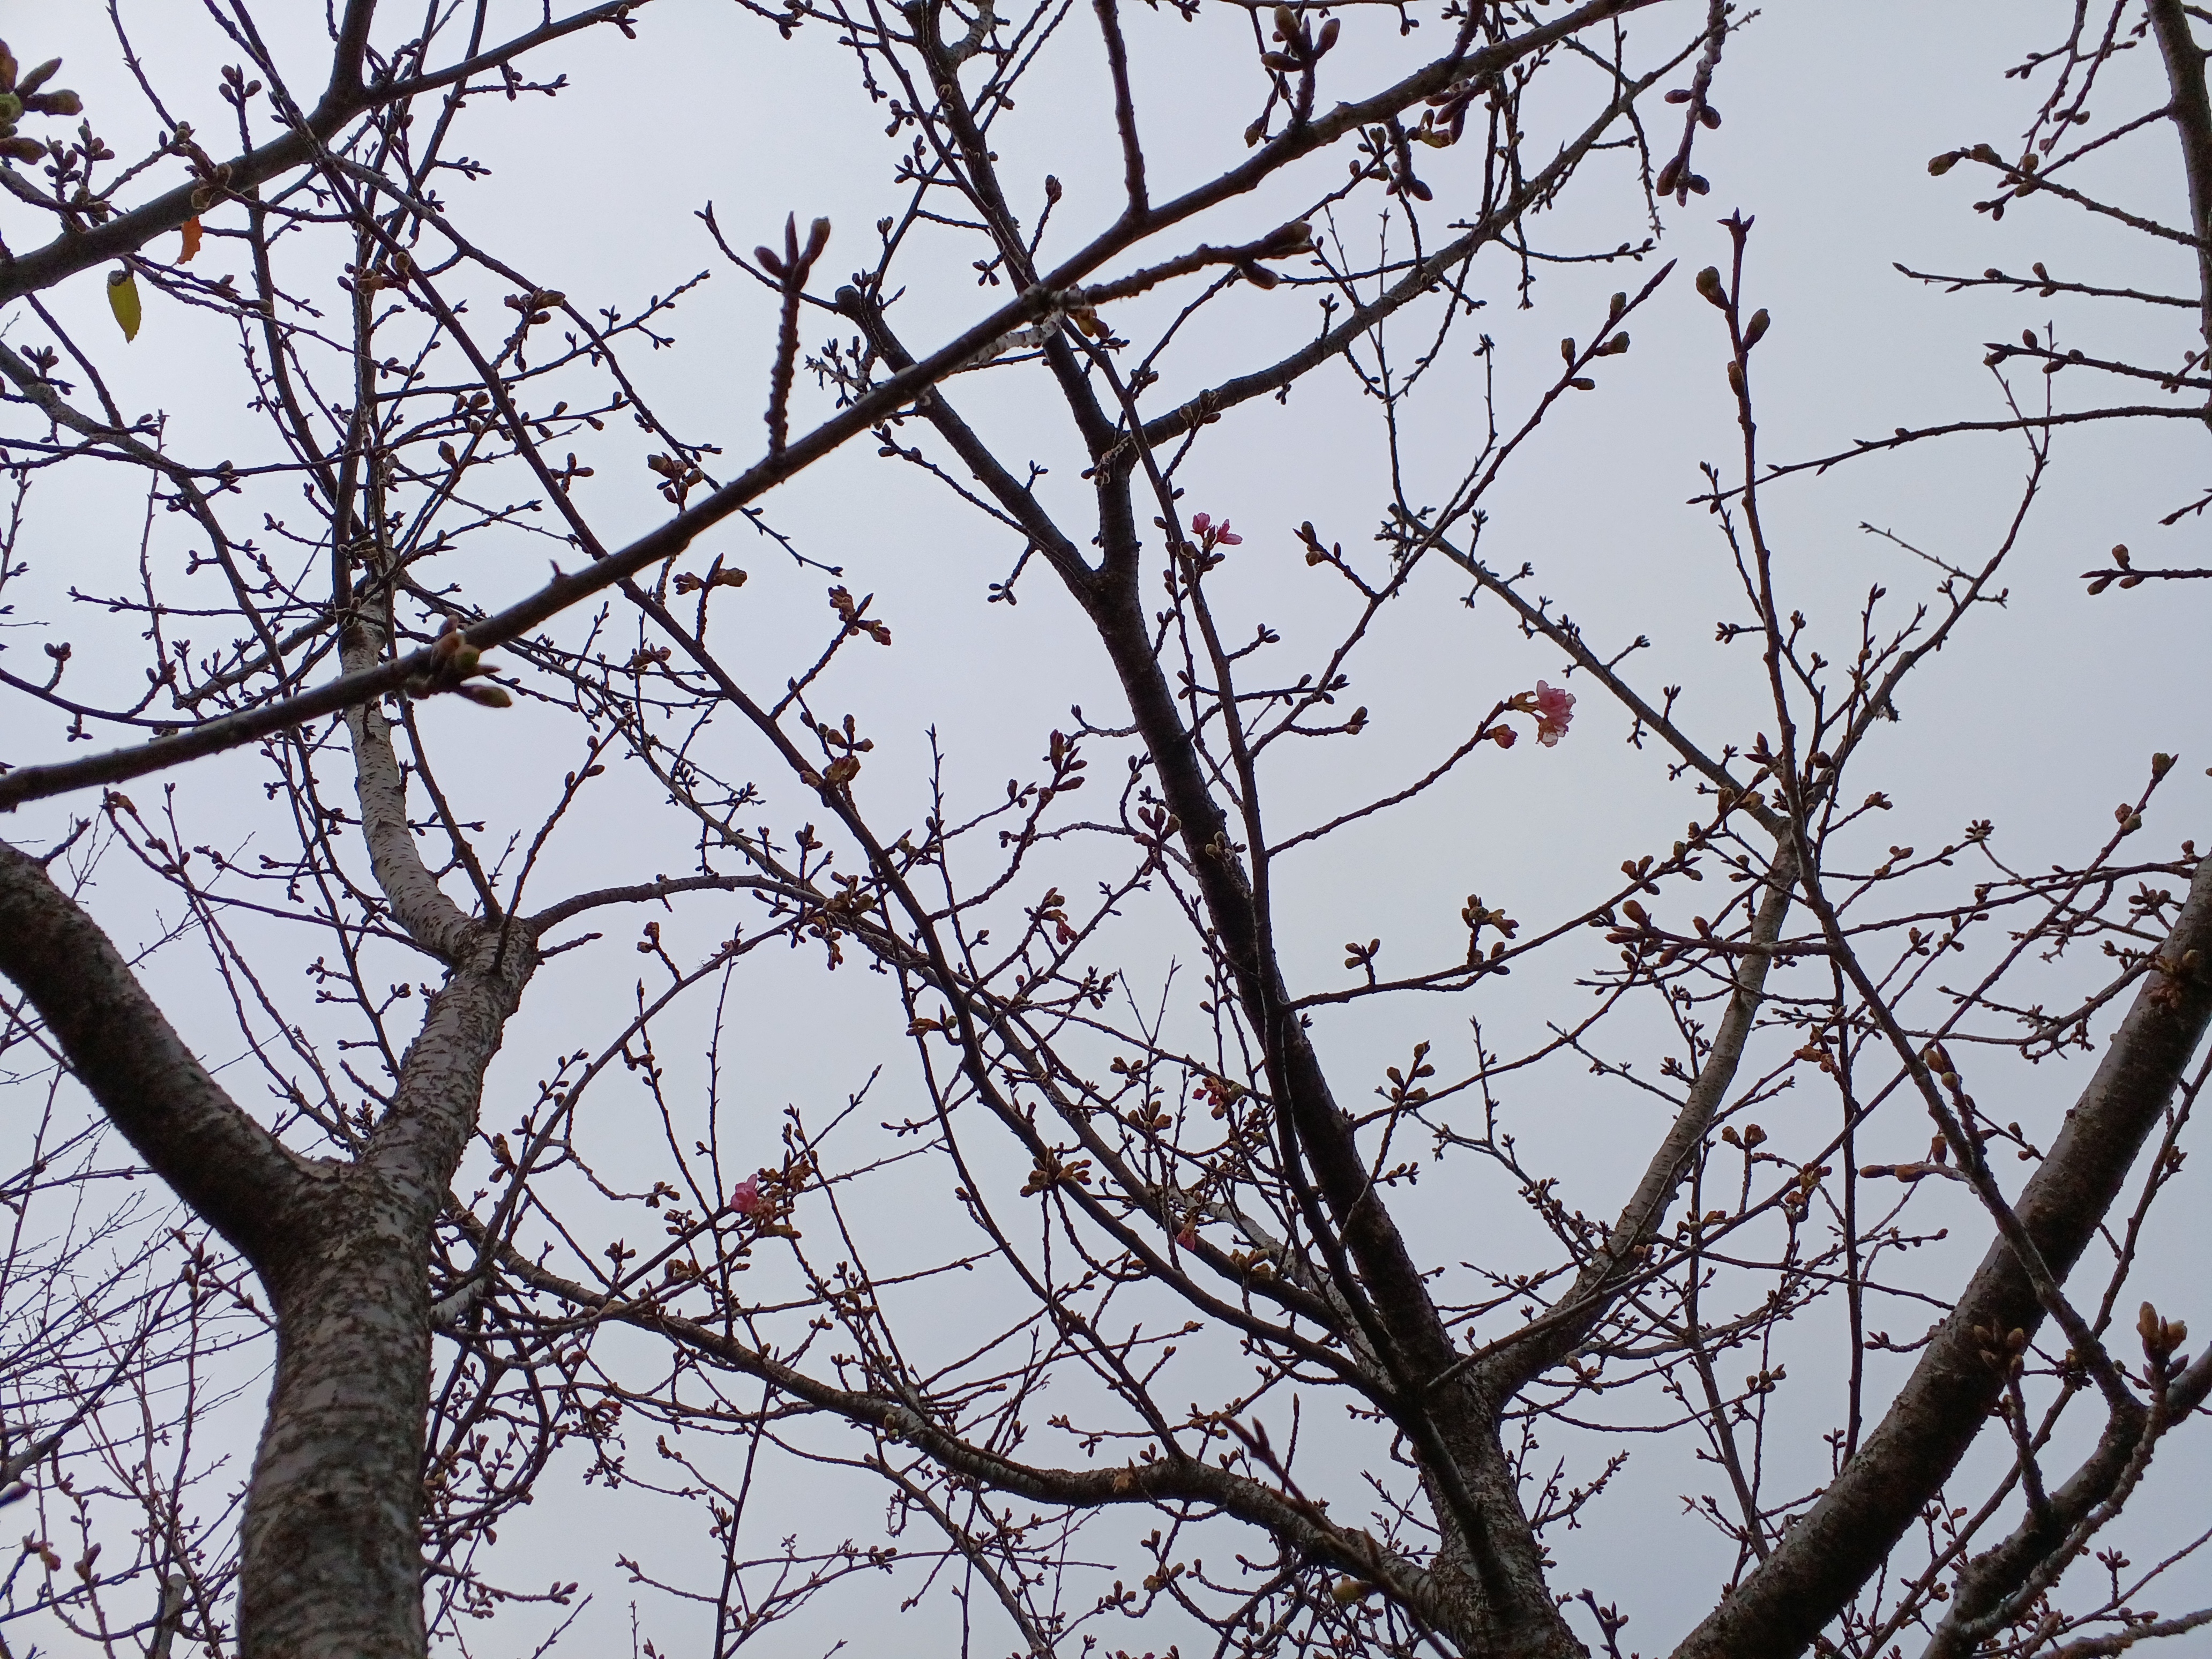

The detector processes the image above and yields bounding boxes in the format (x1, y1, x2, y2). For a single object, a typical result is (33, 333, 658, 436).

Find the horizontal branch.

(1705, 406, 2212, 499)
(480, 1232, 1457, 1628)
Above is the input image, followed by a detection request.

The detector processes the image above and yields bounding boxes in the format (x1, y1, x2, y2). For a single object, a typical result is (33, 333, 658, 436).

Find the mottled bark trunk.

(240, 1169, 437, 1658)
(240, 937, 532, 1658)
(0, 828, 531, 1659)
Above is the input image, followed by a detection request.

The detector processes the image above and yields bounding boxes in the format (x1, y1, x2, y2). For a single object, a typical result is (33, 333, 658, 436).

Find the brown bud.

(1695, 266, 1727, 308)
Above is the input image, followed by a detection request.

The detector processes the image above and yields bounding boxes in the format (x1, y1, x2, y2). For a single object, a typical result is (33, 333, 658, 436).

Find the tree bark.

(0, 835, 533, 1657)
(241, 935, 532, 1658)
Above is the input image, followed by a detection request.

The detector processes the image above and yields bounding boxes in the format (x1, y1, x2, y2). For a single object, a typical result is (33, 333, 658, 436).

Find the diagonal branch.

(0, 838, 319, 1266)
(1670, 851, 2212, 1659)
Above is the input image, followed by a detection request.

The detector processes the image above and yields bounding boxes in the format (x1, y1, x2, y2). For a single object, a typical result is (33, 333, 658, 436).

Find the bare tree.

(0, 3, 2207, 1658)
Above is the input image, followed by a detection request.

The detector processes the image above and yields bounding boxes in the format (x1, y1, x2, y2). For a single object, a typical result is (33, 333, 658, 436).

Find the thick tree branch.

(1671, 851, 2212, 1659)
(1477, 843, 1795, 1398)
(0, 838, 318, 1265)
(2149, 0, 2212, 355)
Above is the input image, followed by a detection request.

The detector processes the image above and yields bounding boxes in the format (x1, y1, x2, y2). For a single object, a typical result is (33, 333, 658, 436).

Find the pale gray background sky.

(6, 2, 2210, 1655)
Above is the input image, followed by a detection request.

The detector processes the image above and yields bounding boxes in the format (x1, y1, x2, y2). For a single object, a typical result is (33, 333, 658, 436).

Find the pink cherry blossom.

(733, 1175, 767, 1219)
(1175, 1223, 1198, 1250)
(1491, 725, 1517, 749)
(1188, 511, 1242, 547)
(1190, 512, 1212, 535)
(1533, 679, 1575, 746)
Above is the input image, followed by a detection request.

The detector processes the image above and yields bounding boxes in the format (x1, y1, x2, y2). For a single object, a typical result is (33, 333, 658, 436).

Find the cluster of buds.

(645, 449, 707, 506)
(1032, 885, 1077, 945)
(729, 1158, 811, 1233)
(216, 62, 263, 111)
(756, 213, 831, 287)
(1972, 1321, 2029, 1379)
(828, 584, 892, 645)
(2083, 544, 2147, 596)
(1654, 84, 1721, 199)
(1041, 728, 1088, 803)
(1422, 72, 1496, 149)
(1136, 802, 1179, 859)
(1019, 1146, 1095, 1197)
(504, 287, 565, 327)
(1779, 1161, 1828, 1220)
(1359, 118, 1432, 202)
(0, 44, 79, 164)
(2138, 1302, 2189, 1375)
(671, 555, 748, 597)
(403, 619, 512, 708)
(1192, 1073, 1244, 1118)
(1259, 5, 1339, 76)
(799, 713, 873, 794)
(1923, 1041, 1962, 1092)
(1163, 510, 1242, 574)
(1462, 894, 1518, 965)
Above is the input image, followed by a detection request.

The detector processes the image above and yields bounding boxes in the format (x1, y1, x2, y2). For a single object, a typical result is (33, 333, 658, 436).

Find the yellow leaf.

(106, 268, 141, 342)
(178, 217, 202, 263)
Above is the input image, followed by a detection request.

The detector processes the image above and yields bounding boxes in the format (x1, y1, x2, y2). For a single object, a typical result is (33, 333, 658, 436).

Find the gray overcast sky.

(6, 2, 2210, 1654)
